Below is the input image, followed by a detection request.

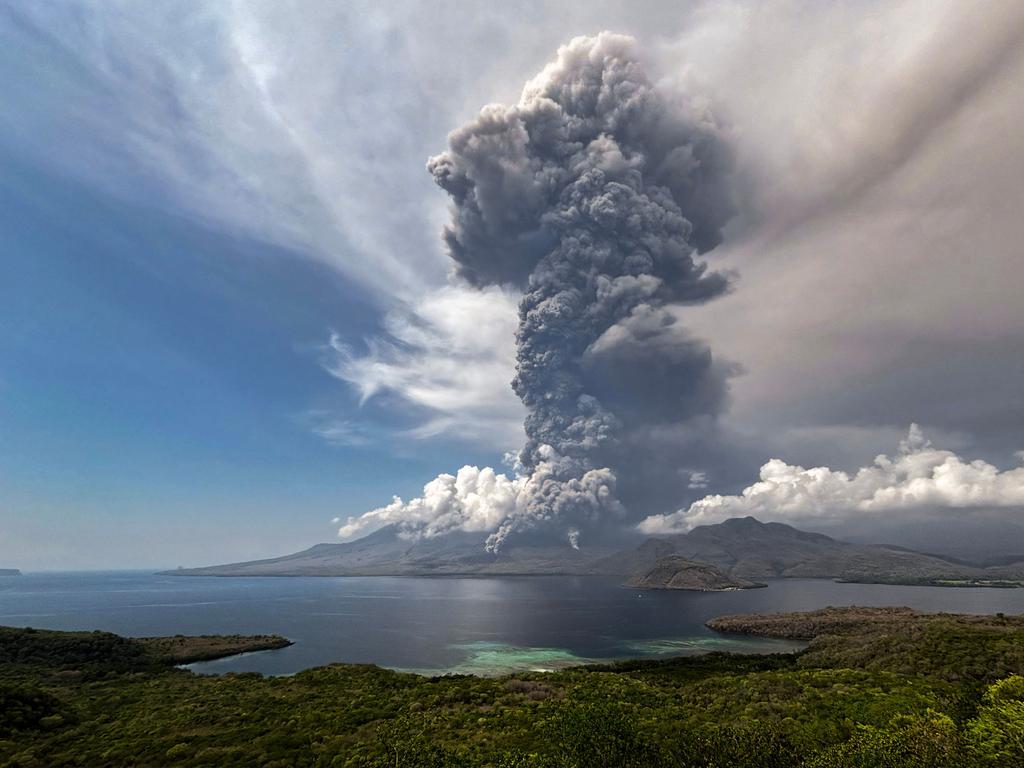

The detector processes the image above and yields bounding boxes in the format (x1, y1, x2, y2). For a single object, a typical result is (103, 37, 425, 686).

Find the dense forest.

(2, 609, 1024, 767)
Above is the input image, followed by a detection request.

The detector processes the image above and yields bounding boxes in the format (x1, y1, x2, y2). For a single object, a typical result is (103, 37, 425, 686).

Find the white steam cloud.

(639, 425, 1024, 534)
(337, 450, 621, 551)
(567, 528, 581, 550)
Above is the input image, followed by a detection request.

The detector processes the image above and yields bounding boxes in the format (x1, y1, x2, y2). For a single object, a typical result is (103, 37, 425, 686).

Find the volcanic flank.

(335, 32, 738, 553)
(170, 517, 1024, 588)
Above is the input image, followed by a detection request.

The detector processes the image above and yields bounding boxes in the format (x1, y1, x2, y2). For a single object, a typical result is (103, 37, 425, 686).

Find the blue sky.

(3, 1, 1023, 568)
(0, 150, 505, 569)
(0, 1, 538, 568)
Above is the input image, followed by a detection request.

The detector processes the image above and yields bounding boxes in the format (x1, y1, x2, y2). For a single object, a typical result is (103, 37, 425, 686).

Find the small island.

(0, 569, 21, 576)
(624, 555, 765, 591)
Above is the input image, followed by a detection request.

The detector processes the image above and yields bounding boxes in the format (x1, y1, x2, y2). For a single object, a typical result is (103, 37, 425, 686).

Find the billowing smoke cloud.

(639, 425, 1024, 534)
(338, 32, 736, 550)
(338, 454, 621, 546)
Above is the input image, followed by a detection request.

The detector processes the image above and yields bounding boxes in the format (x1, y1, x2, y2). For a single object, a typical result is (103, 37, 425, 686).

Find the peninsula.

(624, 555, 765, 591)
(5, 608, 1024, 766)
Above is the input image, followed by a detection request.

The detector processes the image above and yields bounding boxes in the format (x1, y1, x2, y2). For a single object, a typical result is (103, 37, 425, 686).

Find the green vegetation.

(0, 626, 291, 676)
(2, 610, 1023, 766)
(838, 578, 1024, 588)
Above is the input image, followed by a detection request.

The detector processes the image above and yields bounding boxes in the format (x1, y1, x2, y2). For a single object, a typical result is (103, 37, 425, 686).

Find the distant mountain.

(604, 517, 1024, 584)
(832, 514, 1024, 562)
(0, 569, 20, 576)
(624, 555, 764, 591)
(665, 517, 849, 579)
(168, 516, 1024, 586)
(169, 526, 617, 577)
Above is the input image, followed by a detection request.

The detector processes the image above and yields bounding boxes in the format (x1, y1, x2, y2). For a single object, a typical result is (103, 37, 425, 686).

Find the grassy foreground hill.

(2, 610, 1024, 766)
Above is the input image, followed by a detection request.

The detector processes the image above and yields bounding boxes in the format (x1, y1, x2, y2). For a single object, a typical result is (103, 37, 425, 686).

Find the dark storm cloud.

(426, 32, 737, 548)
(581, 305, 736, 425)
(428, 33, 733, 287)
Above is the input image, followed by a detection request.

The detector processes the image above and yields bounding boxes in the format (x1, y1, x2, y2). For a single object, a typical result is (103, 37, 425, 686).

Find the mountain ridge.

(166, 517, 1024, 585)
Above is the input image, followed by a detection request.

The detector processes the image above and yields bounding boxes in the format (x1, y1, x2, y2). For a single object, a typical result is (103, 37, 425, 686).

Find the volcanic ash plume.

(339, 32, 737, 551)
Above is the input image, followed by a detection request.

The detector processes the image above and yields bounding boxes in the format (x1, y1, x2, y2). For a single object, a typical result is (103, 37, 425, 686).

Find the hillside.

(5, 611, 1024, 766)
(168, 516, 1024, 586)
(624, 555, 764, 591)
(606, 517, 1024, 584)
(0, 626, 290, 674)
(169, 526, 618, 577)
(706, 606, 1024, 680)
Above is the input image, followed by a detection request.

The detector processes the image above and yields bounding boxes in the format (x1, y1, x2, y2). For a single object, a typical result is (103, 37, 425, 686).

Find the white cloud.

(322, 285, 525, 449)
(639, 425, 1024, 534)
(338, 465, 520, 541)
(337, 452, 619, 551)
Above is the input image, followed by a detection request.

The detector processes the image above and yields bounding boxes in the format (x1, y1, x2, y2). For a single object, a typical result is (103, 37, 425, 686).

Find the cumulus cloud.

(639, 426, 1024, 534)
(337, 451, 621, 552)
(338, 465, 522, 541)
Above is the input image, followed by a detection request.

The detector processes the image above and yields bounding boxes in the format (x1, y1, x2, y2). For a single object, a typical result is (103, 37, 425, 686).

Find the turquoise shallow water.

(402, 641, 600, 676)
(396, 635, 805, 677)
(4, 572, 1024, 676)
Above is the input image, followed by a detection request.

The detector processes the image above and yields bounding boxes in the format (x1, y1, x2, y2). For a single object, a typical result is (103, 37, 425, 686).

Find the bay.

(4, 572, 1024, 676)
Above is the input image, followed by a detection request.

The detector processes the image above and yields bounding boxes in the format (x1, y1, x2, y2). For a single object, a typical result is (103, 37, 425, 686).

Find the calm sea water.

(4, 572, 1024, 676)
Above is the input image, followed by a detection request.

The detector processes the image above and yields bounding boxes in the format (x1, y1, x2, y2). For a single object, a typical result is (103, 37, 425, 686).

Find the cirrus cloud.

(322, 285, 525, 449)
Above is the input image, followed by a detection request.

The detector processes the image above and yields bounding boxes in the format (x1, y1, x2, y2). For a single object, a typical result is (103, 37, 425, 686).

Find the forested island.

(3, 608, 1024, 766)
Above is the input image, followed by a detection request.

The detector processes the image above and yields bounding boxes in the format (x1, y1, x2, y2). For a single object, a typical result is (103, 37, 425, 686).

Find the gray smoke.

(426, 32, 736, 550)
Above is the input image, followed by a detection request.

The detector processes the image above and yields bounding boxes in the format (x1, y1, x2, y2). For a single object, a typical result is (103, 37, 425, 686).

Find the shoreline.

(163, 570, 1024, 589)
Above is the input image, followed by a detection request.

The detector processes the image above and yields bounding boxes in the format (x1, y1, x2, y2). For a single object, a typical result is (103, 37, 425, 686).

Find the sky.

(2, 1, 1023, 569)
